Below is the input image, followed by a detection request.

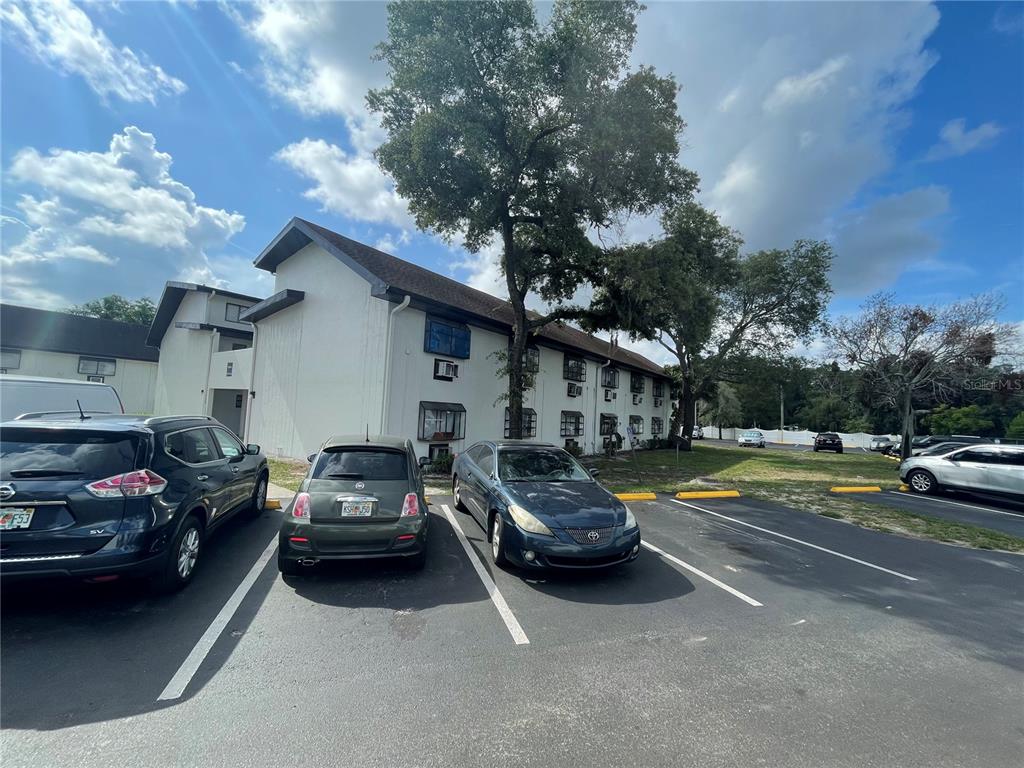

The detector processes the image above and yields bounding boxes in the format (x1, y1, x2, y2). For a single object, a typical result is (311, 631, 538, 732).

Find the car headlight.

(508, 504, 554, 537)
(622, 505, 638, 531)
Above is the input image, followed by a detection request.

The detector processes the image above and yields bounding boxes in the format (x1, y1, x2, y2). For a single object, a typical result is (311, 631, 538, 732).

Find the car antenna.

(76, 399, 91, 420)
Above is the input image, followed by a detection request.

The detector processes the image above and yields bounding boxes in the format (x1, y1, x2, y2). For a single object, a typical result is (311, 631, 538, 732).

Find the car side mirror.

(307, 453, 316, 463)
(589, 468, 601, 478)
(245, 444, 260, 455)
(418, 456, 431, 468)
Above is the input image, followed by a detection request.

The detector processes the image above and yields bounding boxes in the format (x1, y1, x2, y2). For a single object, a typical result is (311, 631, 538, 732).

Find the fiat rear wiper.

(327, 472, 364, 479)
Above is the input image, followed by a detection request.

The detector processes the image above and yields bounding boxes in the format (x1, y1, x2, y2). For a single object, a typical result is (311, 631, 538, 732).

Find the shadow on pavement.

(0, 508, 283, 732)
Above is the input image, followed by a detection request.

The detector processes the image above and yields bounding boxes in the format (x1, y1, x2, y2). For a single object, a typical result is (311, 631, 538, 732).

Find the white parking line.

(671, 499, 918, 582)
(158, 534, 279, 701)
(889, 491, 1023, 519)
(640, 540, 763, 607)
(440, 504, 529, 646)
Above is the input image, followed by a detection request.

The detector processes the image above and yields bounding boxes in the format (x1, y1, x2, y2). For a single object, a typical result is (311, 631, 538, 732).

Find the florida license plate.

(341, 502, 372, 517)
(0, 508, 34, 530)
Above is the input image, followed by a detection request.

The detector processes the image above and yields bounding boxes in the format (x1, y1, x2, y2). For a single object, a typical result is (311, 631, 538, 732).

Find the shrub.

(1006, 412, 1024, 440)
(428, 452, 453, 474)
(564, 443, 583, 458)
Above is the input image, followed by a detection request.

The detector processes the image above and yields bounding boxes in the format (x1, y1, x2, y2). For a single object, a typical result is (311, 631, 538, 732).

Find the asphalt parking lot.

(850, 489, 1024, 538)
(2, 493, 1023, 768)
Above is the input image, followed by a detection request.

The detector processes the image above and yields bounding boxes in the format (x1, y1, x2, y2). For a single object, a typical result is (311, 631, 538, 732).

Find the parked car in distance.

(901, 444, 1024, 498)
(813, 432, 844, 454)
(912, 434, 985, 449)
(870, 436, 895, 452)
(692, 425, 704, 440)
(0, 374, 124, 422)
(278, 436, 428, 575)
(0, 414, 268, 591)
(452, 441, 640, 570)
(737, 430, 766, 448)
(913, 441, 971, 457)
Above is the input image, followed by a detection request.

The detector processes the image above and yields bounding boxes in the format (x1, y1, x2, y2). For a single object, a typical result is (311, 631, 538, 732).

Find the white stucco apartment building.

(0, 303, 159, 413)
(235, 218, 672, 461)
(147, 283, 262, 436)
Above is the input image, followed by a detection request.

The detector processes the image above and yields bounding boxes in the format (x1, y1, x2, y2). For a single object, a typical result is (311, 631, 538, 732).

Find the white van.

(0, 375, 124, 422)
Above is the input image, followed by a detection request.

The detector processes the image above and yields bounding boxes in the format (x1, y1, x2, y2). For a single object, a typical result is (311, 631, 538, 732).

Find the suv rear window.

(312, 449, 408, 481)
(0, 429, 139, 481)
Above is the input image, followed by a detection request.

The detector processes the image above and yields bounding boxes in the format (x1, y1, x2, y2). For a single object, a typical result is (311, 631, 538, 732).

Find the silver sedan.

(737, 430, 766, 448)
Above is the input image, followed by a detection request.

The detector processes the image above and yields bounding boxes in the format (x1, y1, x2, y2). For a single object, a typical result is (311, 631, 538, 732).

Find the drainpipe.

(202, 330, 219, 415)
(243, 322, 258, 440)
(380, 295, 412, 434)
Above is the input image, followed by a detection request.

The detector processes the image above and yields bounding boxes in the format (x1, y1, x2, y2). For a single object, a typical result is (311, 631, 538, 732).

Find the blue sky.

(1, 1, 1021, 362)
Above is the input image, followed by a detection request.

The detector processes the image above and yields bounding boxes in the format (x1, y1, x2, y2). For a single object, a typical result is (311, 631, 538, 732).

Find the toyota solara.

(452, 441, 640, 569)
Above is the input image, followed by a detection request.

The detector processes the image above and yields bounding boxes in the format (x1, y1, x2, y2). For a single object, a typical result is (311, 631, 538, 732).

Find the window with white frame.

(504, 407, 537, 439)
(563, 354, 586, 382)
(629, 415, 644, 435)
(78, 356, 116, 376)
(0, 348, 21, 372)
(560, 410, 584, 437)
(651, 417, 664, 435)
(418, 402, 466, 441)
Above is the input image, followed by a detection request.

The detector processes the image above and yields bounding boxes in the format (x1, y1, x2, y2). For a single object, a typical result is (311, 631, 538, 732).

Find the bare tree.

(829, 293, 1018, 459)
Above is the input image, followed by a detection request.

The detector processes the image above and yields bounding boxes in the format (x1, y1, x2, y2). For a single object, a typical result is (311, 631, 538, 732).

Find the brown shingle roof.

(262, 218, 668, 378)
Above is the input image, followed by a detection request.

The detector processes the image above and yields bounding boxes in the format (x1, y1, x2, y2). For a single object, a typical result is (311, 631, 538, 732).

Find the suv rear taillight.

(86, 470, 168, 498)
(400, 493, 420, 517)
(292, 492, 311, 519)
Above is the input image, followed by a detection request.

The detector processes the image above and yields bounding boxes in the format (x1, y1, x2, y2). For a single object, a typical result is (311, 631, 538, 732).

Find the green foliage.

(67, 295, 156, 326)
(564, 442, 583, 458)
(842, 416, 874, 434)
(1006, 412, 1024, 439)
(924, 404, 996, 436)
(795, 395, 851, 433)
(369, 0, 694, 428)
(428, 452, 454, 474)
(704, 382, 743, 428)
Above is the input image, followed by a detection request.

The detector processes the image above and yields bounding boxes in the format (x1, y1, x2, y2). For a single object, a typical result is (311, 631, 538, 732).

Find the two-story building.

(236, 218, 672, 460)
(146, 282, 262, 436)
(0, 303, 159, 413)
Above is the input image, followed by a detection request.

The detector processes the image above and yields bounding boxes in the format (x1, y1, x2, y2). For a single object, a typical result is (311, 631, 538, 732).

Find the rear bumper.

(279, 516, 428, 562)
(502, 524, 641, 570)
(0, 549, 166, 580)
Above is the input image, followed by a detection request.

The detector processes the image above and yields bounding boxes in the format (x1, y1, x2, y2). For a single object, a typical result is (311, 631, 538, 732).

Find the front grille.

(564, 527, 615, 546)
(547, 551, 630, 568)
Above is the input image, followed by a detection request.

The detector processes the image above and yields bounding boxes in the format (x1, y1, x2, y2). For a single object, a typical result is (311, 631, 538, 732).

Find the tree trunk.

(504, 219, 527, 441)
(678, 376, 695, 452)
(899, 387, 915, 461)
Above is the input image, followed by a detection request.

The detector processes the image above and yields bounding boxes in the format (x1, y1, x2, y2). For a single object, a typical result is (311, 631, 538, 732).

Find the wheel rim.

(256, 479, 267, 510)
(491, 518, 500, 559)
(454, 479, 461, 505)
(177, 527, 200, 578)
(911, 473, 931, 492)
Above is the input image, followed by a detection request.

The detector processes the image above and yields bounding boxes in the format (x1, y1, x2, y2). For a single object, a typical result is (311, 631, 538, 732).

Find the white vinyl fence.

(703, 428, 897, 450)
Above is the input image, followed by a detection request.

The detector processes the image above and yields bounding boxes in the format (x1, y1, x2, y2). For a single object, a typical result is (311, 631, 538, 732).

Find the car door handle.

(196, 474, 209, 482)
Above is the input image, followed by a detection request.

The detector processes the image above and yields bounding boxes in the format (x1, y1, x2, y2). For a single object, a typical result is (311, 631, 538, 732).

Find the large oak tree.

(369, 0, 694, 436)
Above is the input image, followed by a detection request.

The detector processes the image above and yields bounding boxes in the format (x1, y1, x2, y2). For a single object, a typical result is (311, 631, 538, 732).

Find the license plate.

(341, 502, 372, 517)
(0, 508, 34, 530)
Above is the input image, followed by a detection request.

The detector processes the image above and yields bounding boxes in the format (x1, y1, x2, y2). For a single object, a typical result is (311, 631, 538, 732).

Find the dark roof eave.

(239, 289, 305, 323)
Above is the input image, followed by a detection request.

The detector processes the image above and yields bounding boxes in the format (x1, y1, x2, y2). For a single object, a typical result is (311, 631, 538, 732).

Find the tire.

(154, 514, 204, 594)
(278, 552, 302, 577)
(248, 473, 269, 518)
(453, 476, 468, 512)
(489, 513, 509, 567)
(837, 448, 843, 454)
(813, 447, 819, 453)
(907, 469, 937, 495)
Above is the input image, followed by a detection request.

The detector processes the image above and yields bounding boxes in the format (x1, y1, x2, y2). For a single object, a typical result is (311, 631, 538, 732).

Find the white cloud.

(992, 5, 1024, 35)
(763, 56, 850, 112)
(0, 0, 186, 104)
(275, 138, 412, 229)
(830, 186, 950, 295)
(925, 118, 1003, 161)
(373, 230, 411, 254)
(1, 127, 247, 307)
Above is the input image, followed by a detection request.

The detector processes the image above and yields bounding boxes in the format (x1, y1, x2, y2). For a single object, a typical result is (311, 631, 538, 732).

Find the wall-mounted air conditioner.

(567, 382, 583, 397)
(632, 394, 643, 405)
(434, 359, 459, 380)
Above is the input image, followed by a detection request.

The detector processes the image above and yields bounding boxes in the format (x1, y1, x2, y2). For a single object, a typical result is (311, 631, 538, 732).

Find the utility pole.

(779, 384, 784, 442)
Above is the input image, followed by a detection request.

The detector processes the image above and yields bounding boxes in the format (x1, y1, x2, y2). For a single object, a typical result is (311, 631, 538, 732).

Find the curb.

(830, 486, 882, 493)
(675, 490, 741, 500)
(898, 484, 910, 492)
(266, 499, 282, 510)
(615, 492, 657, 501)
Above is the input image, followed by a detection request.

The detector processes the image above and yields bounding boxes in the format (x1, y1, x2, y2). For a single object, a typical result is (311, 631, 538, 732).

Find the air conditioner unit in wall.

(654, 397, 663, 407)
(633, 394, 643, 405)
(434, 359, 459, 380)
(604, 389, 617, 401)
(567, 382, 583, 397)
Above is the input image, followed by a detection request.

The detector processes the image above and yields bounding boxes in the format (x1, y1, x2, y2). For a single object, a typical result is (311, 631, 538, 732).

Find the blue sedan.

(452, 441, 641, 569)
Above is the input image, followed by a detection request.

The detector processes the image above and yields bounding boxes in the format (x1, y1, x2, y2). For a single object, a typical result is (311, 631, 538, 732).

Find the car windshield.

(742, 431, 761, 437)
(0, 429, 138, 481)
(312, 448, 407, 481)
(498, 449, 592, 482)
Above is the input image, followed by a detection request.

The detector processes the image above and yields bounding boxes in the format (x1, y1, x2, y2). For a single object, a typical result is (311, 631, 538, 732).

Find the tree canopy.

(67, 295, 156, 326)
(369, 0, 694, 435)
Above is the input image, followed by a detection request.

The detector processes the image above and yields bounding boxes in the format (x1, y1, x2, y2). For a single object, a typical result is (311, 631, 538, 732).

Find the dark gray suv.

(0, 415, 268, 592)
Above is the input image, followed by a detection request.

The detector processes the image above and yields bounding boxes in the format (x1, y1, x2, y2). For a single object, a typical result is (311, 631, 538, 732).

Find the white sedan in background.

(737, 430, 766, 448)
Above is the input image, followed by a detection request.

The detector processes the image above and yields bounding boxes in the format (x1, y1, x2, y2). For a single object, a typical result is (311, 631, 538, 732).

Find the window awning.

(419, 401, 466, 412)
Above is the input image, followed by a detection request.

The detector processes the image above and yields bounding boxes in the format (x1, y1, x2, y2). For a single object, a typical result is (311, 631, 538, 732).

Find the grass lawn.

(588, 444, 1024, 553)
(267, 457, 308, 492)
